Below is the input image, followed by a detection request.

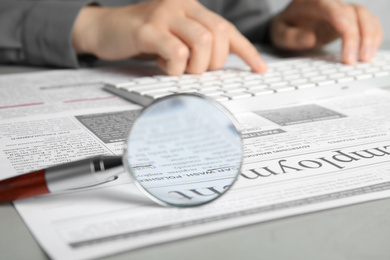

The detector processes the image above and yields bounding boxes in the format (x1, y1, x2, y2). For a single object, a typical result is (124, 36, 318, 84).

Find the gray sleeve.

(94, 0, 273, 43)
(0, 0, 272, 68)
(0, 0, 92, 68)
(199, 0, 273, 43)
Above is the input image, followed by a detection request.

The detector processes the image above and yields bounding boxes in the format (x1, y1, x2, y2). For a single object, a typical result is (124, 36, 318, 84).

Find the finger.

(283, 0, 346, 33)
(155, 36, 189, 76)
(185, 0, 266, 73)
(137, 25, 189, 75)
(372, 16, 383, 57)
(186, 8, 230, 70)
(353, 5, 378, 62)
(339, 5, 360, 64)
(229, 26, 267, 74)
(170, 17, 213, 74)
(282, 0, 359, 64)
(271, 16, 316, 50)
(157, 57, 185, 76)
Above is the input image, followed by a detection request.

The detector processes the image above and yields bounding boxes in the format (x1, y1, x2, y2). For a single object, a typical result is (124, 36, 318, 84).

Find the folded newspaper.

(0, 68, 389, 260)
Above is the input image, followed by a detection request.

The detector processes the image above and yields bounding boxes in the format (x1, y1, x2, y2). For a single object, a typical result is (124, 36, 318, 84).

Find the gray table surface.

(1, 52, 390, 260)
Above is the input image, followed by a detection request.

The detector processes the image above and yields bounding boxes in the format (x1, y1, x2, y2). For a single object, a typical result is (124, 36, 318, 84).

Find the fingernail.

(336, 16, 349, 30)
(360, 47, 374, 62)
(299, 33, 314, 47)
(343, 49, 357, 64)
(253, 57, 267, 73)
(371, 48, 377, 59)
(299, 36, 310, 47)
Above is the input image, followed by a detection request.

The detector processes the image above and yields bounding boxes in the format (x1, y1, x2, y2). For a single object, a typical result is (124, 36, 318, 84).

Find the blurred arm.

(213, 0, 272, 44)
(0, 0, 93, 68)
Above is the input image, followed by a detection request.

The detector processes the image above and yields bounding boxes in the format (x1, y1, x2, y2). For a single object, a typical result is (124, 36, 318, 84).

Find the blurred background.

(269, 0, 389, 44)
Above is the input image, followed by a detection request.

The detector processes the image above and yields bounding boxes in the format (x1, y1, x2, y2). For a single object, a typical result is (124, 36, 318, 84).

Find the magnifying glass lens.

(123, 94, 242, 207)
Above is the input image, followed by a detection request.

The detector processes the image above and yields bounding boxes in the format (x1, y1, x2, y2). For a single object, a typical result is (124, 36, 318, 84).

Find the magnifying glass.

(0, 94, 243, 207)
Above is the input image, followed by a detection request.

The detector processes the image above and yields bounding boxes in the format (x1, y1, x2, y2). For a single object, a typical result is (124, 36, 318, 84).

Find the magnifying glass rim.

(122, 93, 243, 207)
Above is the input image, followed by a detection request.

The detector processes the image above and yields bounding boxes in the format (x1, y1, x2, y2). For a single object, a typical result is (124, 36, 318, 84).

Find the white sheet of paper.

(1, 59, 390, 260)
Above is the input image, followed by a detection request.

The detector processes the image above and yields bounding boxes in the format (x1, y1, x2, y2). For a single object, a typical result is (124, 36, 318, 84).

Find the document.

(1, 66, 390, 260)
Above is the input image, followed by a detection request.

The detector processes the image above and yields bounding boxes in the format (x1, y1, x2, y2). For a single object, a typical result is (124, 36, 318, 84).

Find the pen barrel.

(0, 170, 49, 203)
(45, 159, 123, 193)
(0, 156, 123, 203)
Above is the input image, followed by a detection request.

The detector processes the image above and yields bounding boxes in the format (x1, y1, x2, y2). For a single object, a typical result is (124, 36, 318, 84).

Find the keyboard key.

(177, 78, 198, 84)
(317, 80, 336, 86)
(135, 77, 158, 84)
(194, 84, 220, 91)
(218, 73, 238, 79)
(303, 71, 320, 77)
(157, 77, 180, 82)
(173, 89, 198, 94)
(375, 71, 390, 77)
(311, 60, 328, 66)
(337, 77, 354, 83)
(202, 70, 224, 76)
(242, 74, 263, 81)
(263, 77, 282, 83)
(153, 75, 178, 81)
(179, 83, 201, 89)
(212, 96, 229, 102)
(282, 69, 300, 75)
(246, 84, 270, 90)
(300, 67, 317, 73)
(283, 74, 301, 80)
(382, 65, 390, 70)
(365, 67, 380, 73)
(199, 90, 224, 96)
(244, 79, 263, 86)
(145, 91, 173, 99)
(355, 74, 373, 80)
(347, 70, 363, 76)
(202, 80, 222, 86)
(179, 74, 198, 79)
(133, 85, 177, 95)
(269, 81, 288, 87)
(113, 81, 136, 88)
(270, 85, 296, 92)
(355, 63, 371, 69)
(223, 87, 247, 93)
(328, 73, 346, 79)
(296, 83, 316, 89)
(290, 79, 308, 85)
(122, 82, 175, 91)
(263, 72, 282, 78)
(310, 76, 327, 82)
(321, 69, 338, 75)
(237, 71, 252, 76)
(222, 78, 240, 84)
(338, 66, 354, 72)
(222, 92, 252, 100)
(316, 64, 336, 70)
(223, 83, 242, 89)
(198, 76, 218, 82)
(372, 60, 388, 66)
(274, 65, 294, 71)
(294, 63, 312, 69)
(246, 89, 274, 96)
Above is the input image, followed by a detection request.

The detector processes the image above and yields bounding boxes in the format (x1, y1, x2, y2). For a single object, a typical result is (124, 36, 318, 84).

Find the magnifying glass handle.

(0, 156, 123, 203)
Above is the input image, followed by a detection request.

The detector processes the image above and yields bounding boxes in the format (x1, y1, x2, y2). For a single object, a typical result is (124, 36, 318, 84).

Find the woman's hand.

(72, 0, 267, 75)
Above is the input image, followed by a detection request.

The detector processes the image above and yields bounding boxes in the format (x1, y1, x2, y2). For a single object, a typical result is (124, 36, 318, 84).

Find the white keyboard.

(104, 51, 390, 112)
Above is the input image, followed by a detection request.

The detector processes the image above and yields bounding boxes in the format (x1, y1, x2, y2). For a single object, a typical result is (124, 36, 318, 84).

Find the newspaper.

(1, 66, 390, 260)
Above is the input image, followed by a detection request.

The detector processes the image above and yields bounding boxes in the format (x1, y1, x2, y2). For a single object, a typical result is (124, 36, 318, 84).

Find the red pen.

(0, 156, 123, 203)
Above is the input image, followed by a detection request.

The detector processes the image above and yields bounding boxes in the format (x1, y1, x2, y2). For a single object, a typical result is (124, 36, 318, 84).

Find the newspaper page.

(0, 67, 390, 260)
